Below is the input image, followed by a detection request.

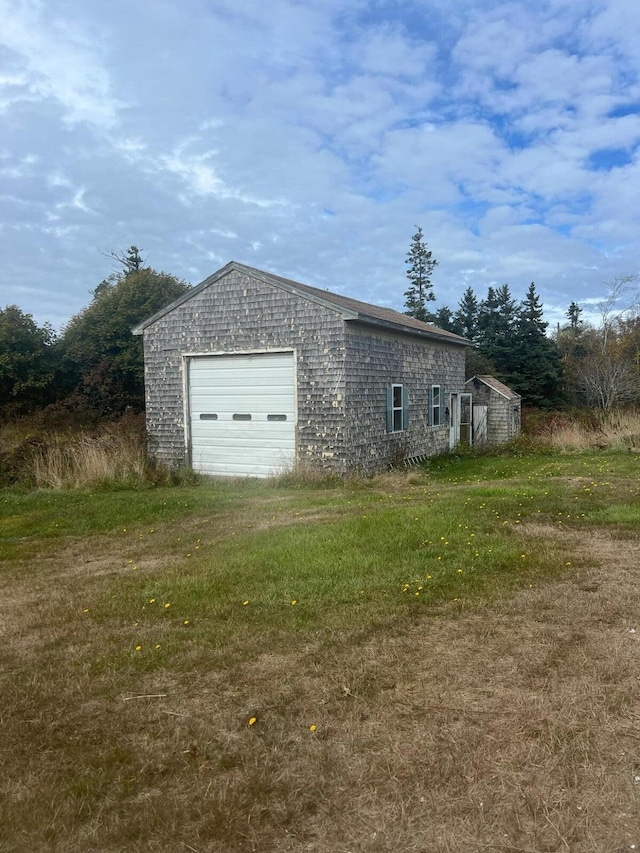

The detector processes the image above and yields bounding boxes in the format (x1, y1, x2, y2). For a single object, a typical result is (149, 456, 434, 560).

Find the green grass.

(4, 448, 633, 671)
(2, 448, 640, 852)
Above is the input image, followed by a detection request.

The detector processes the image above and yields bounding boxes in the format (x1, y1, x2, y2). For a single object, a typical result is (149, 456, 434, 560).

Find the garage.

(187, 351, 296, 477)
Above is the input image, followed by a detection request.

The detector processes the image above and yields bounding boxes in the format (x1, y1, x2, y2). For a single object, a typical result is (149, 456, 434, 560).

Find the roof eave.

(465, 375, 521, 399)
(349, 315, 471, 346)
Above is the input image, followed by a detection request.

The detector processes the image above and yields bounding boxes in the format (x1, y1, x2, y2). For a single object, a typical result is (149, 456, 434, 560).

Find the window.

(431, 385, 442, 426)
(386, 384, 409, 433)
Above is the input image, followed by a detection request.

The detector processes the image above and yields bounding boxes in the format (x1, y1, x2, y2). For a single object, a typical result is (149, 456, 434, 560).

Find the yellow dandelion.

(82, 608, 89, 613)
(154, 644, 161, 649)
(457, 569, 463, 573)
(242, 600, 249, 606)
(149, 598, 156, 604)
(135, 645, 142, 651)
(183, 620, 190, 625)
(291, 599, 297, 605)
(309, 724, 317, 732)
(164, 602, 171, 609)
(248, 717, 257, 726)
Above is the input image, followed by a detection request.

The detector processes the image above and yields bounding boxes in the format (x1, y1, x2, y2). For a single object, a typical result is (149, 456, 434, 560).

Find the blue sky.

(1, 0, 639, 331)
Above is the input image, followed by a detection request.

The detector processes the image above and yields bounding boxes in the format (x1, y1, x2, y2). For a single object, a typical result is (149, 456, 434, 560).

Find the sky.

(1, 0, 639, 333)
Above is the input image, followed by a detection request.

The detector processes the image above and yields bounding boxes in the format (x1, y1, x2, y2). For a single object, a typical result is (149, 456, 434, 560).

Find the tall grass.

(0, 417, 185, 489)
(31, 429, 149, 488)
(3, 406, 639, 490)
(534, 409, 640, 451)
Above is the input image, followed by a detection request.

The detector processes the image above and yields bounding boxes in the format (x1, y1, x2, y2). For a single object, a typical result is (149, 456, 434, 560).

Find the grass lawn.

(1, 450, 639, 852)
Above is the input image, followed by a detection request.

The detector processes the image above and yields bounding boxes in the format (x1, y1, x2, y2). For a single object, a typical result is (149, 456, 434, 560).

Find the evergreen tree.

(511, 282, 563, 407)
(476, 284, 519, 375)
(432, 305, 455, 332)
(566, 301, 582, 331)
(453, 287, 480, 340)
(404, 226, 438, 322)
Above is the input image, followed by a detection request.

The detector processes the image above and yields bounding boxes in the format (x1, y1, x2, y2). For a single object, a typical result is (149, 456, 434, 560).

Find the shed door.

(473, 404, 488, 445)
(188, 353, 296, 477)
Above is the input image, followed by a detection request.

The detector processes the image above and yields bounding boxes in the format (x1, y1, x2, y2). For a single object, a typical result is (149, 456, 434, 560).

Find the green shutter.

(427, 386, 432, 426)
(386, 386, 393, 432)
(402, 385, 409, 431)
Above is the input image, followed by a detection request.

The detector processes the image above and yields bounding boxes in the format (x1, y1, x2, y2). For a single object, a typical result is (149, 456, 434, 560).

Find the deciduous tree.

(60, 264, 189, 417)
(0, 306, 56, 418)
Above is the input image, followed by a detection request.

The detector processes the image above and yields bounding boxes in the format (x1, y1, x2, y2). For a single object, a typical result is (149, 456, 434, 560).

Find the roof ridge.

(133, 261, 469, 346)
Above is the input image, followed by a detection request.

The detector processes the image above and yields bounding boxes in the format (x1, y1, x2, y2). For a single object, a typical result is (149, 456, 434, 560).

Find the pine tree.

(511, 282, 563, 407)
(476, 284, 519, 375)
(404, 226, 438, 322)
(453, 287, 480, 340)
(432, 305, 455, 332)
(566, 301, 582, 331)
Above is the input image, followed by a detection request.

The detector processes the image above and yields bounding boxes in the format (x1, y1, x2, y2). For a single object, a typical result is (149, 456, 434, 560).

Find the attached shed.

(133, 262, 471, 477)
(465, 375, 521, 447)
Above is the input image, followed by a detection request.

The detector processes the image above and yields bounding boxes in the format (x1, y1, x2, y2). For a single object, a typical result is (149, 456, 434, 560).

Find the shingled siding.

(343, 324, 466, 474)
(142, 269, 348, 471)
(465, 378, 521, 445)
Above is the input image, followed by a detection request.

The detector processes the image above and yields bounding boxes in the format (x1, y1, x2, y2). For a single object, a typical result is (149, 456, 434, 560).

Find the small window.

(386, 384, 409, 433)
(432, 385, 442, 426)
(232, 413, 252, 421)
(199, 413, 218, 420)
(267, 414, 287, 421)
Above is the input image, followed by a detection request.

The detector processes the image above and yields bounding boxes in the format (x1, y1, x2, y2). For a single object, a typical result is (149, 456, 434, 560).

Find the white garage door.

(188, 352, 296, 477)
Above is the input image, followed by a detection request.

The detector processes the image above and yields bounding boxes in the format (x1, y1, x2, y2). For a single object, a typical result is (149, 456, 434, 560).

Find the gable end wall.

(142, 270, 348, 472)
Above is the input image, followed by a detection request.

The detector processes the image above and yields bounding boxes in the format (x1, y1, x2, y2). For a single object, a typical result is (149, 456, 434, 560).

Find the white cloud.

(0, 0, 123, 127)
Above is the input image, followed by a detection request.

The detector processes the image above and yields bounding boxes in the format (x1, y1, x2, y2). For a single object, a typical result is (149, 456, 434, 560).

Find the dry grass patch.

(537, 409, 640, 452)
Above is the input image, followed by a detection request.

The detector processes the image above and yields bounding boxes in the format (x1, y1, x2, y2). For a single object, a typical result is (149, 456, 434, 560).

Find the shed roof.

(466, 375, 521, 400)
(132, 261, 470, 346)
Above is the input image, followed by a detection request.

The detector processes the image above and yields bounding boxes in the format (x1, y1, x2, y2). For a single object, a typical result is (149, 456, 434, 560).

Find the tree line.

(404, 227, 640, 410)
(1, 240, 639, 422)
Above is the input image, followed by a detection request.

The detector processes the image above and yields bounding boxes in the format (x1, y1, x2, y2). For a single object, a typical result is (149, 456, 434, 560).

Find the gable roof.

(466, 375, 521, 400)
(132, 261, 470, 346)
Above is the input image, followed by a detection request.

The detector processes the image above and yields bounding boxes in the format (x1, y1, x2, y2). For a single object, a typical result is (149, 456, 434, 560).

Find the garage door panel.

(188, 353, 295, 478)
(190, 427, 295, 445)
